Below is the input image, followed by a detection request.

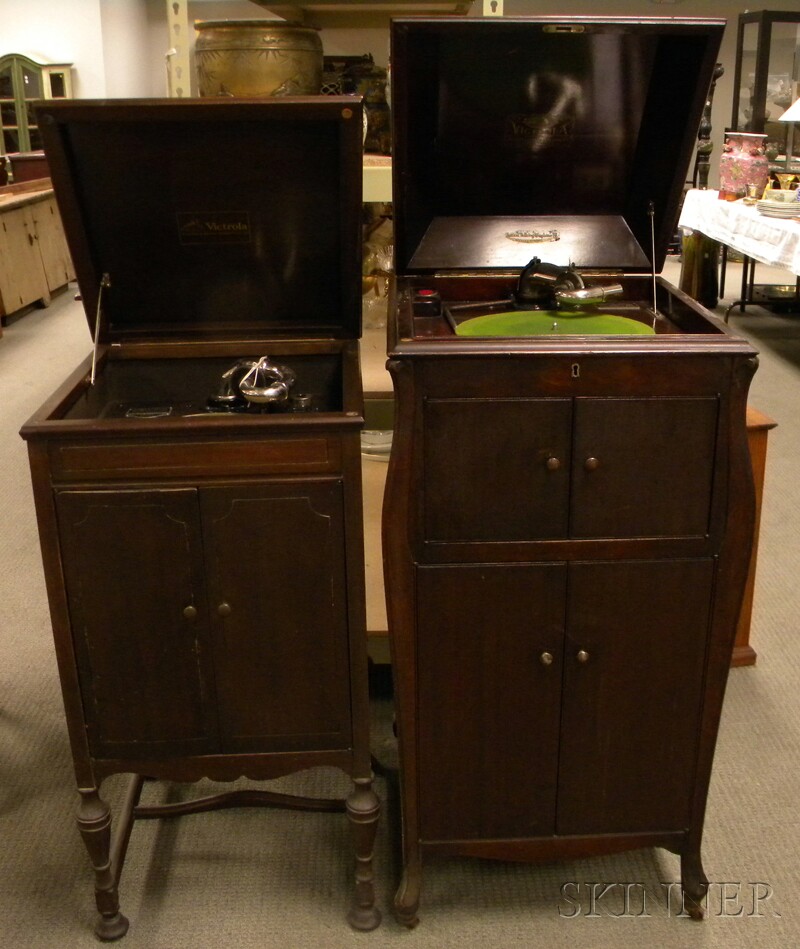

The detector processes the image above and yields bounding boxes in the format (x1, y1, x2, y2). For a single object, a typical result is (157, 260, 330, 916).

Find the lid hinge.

(90, 273, 111, 385)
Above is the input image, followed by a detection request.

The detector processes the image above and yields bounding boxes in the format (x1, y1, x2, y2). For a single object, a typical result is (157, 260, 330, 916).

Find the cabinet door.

(570, 397, 719, 538)
(56, 489, 219, 759)
(557, 559, 714, 835)
(31, 197, 74, 291)
(0, 58, 19, 152)
(201, 482, 352, 754)
(0, 204, 49, 316)
(416, 563, 567, 841)
(423, 398, 572, 541)
(0, 56, 38, 152)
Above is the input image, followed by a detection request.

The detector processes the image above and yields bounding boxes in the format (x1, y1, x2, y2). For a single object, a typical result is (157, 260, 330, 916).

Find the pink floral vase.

(719, 132, 770, 200)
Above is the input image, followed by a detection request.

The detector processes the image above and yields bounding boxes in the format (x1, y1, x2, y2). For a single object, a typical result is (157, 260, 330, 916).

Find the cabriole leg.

(681, 848, 709, 920)
(394, 852, 422, 928)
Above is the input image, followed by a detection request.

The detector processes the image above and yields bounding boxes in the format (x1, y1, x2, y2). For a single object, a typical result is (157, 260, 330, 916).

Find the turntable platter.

(454, 310, 655, 337)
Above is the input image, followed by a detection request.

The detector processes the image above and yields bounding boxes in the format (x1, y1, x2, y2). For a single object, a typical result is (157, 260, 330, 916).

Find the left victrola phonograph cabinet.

(384, 16, 759, 927)
(20, 98, 380, 938)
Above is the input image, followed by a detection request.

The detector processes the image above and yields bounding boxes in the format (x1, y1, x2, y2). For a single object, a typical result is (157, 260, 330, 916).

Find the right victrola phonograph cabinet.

(383, 16, 758, 925)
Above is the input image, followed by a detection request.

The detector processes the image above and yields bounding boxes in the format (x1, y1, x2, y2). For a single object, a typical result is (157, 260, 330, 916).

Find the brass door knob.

(584, 457, 600, 471)
(576, 649, 590, 664)
(545, 457, 561, 471)
(217, 602, 232, 617)
(182, 605, 197, 620)
(540, 651, 554, 666)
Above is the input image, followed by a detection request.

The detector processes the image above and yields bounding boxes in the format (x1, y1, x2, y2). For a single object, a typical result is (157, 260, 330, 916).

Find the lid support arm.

(90, 274, 111, 386)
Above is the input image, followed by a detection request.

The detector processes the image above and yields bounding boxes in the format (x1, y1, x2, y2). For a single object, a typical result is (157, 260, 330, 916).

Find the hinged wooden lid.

(36, 97, 364, 342)
(391, 17, 724, 276)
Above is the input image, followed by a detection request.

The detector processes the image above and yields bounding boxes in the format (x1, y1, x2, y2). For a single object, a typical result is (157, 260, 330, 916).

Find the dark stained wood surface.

(36, 98, 364, 343)
(557, 559, 713, 835)
(20, 95, 380, 937)
(23, 354, 380, 934)
(383, 269, 757, 927)
(201, 482, 352, 753)
(416, 563, 566, 841)
(56, 488, 218, 759)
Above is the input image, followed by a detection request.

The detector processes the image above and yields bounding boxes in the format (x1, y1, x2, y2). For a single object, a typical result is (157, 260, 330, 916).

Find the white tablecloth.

(679, 189, 800, 277)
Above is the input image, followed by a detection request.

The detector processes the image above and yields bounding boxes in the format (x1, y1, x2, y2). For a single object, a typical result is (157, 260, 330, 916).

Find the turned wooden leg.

(394, 853, 422, 928)
(77, 788, 129, 941)
(345, 777, 381, 931)
(681, 849, 709, 920)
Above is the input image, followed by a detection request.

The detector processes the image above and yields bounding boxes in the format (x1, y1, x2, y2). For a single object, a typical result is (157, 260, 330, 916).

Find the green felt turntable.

(454, 309, 655, 336)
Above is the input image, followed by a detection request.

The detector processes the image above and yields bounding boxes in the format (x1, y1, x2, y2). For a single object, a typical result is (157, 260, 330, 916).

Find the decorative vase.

(195, 20, 323, 97)
(719, 131, 770, 201)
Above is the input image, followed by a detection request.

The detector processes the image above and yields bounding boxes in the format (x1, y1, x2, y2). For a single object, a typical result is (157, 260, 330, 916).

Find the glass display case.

(731, 11, 800, 173)
(0, 53, 72, 154)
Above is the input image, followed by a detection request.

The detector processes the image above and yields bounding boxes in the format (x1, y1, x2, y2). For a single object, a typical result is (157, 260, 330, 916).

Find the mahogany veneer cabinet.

(384, 16, 758, 926)
(20, 99, 379, 939)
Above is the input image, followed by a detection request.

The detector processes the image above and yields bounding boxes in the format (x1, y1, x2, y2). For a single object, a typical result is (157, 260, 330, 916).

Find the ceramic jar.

(719, 131, 770, 200)
(195, 20, 323, 97)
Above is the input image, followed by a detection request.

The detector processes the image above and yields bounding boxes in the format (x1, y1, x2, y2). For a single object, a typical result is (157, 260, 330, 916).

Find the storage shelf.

(253, 2, 470, 28)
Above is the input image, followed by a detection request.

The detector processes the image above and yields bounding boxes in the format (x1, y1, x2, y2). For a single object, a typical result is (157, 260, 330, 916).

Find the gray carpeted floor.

(1, 259, 798, 948)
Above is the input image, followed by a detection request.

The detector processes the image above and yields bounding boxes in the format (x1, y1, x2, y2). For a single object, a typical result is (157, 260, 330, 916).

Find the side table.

(737, 406, 777, 666)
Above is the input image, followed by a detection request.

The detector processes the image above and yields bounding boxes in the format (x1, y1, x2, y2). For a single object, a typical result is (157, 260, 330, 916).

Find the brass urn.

(195, 19, 323, 97)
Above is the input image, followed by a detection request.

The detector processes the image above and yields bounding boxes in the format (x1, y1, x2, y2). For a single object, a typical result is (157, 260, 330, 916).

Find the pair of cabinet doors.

(414, 395, 720, 844)
(423, 395, 719, 541)
(55, 482, 351, 761)
(415, 557, 714, 843)
(0, 197, 73, 317)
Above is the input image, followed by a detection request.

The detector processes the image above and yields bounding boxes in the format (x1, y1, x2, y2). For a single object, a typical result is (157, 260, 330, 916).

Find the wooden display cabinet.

(384, 16, 758, 926)
(20, 98, 380, 939)
(730, 11, 800, 171)
(0, 52, 72, 154)
(0, 184, 74, 320)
